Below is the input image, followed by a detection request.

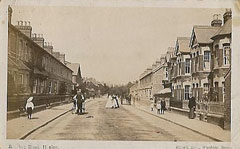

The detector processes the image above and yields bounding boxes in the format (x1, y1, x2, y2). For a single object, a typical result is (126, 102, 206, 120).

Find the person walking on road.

(82, 92, 86, 113)
(156, 100, 161, 114)
(76, 91, 84, 115)
(72, 94, 78, 114)
(115, 95, 120, 108)
(160, 99, 166, 114)
(25, 96, 34, 119)
(150, 98, 154, 111)
(188, 94, 196, 119)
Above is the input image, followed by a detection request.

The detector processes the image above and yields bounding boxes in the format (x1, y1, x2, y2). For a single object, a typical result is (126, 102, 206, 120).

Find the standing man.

(76, 91, 83, 115)
(188, 94, 196, 119)
(160, 99, 166, 114)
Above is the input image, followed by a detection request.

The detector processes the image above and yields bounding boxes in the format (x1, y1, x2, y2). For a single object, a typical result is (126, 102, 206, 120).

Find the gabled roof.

(176, 37, 190, 53)
(191, 25, 219, 45)
(211, 18, 232, 39)
(66, 63, 80, 76)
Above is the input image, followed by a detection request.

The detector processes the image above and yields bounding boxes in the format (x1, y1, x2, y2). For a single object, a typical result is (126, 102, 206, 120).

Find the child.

(150, 98, 154, 111)
(25, 97, 34, 119)
(156, 100, 161, 114)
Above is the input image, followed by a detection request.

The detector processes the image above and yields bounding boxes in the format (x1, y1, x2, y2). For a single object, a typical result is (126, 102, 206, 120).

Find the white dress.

(105, 97, 114, 108)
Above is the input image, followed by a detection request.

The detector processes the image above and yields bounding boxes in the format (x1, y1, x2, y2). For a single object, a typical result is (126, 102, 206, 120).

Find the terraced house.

(171, 37, 191, 109)
(7, 7, 73, 111)
(132, 9, 232, 129)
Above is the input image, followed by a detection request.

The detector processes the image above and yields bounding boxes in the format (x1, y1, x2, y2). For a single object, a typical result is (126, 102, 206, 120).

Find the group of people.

(151, 98, 166, 114)
(72, 91, 86, 115)
(105, 95, 120, 109)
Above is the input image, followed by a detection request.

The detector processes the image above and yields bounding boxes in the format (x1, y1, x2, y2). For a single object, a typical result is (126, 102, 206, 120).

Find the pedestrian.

(25, 96, 34, 119)
(82, 93, 86, 113)
(156, 100, 161, 114)
(105, 95, 114, 108)
(188, 94, 196, 119)
(160, 99, 166, 114)
(115, 95, 120, 108)
(112, 95, 118, 108)
(150, 98, 154, 111)
(72, 94, 78, 114)
(76, 91, 83, 115)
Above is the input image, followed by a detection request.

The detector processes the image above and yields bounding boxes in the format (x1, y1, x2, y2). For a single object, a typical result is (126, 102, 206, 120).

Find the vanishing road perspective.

(7, 96, 230, 141)
(7, 6, 231, 142)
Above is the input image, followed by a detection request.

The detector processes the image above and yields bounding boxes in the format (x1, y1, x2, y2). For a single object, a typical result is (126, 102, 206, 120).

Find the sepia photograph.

(5, 5, 232, 142)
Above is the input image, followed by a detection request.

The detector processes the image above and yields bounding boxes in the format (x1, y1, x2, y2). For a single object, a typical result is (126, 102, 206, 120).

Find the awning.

(154, 88, 171, 97)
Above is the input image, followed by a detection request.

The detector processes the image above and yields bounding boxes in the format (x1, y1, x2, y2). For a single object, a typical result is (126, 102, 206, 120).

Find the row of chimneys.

(17, 21, 31, 26)
(211, 9, 232, 27)
(44, 42, 53, 46)
(31, 33, 44, 38)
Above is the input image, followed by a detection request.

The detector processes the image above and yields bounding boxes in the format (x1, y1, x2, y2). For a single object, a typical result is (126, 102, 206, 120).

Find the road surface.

(26, 97, 214, 141)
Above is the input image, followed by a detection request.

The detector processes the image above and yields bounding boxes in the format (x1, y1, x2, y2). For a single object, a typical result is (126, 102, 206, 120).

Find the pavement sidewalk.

(7, 103, 73, 139)
(133, 102, 231, 142)
(7, 98, 96, 139)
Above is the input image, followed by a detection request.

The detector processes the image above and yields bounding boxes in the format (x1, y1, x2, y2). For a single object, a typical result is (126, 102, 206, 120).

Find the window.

(185, 85, 190, 100)
(222, 82, 225, 94)
(203, 83, 209, 93)
(19, 74, 24, 84)
(223, 46, 230, 65)
(214, 82, 219, 88)
(185, 59, 190, 74)
(204, 51, 210, 62)
(33, 79, 37, 93)
(196, 83, 199, 88)
(48, 82, 52, 93)
(192, 83, 195, 88)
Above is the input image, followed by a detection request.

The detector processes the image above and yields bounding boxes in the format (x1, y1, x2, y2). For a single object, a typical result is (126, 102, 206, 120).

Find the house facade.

(7, 7, 73, 111)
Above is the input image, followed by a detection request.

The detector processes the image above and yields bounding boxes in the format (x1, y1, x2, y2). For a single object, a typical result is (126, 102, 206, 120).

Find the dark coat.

(188, 97, 196, 109)
(161, 100, 166, 109)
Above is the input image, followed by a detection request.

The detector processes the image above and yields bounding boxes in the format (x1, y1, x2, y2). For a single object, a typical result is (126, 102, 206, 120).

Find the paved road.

(26, 97, 214, 141)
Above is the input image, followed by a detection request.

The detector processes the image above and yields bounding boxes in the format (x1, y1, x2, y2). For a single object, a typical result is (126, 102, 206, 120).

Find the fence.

(7, 94, 72, 111)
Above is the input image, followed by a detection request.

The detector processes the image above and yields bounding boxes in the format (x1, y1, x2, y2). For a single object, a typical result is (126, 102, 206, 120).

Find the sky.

(11, 6, 225, 84)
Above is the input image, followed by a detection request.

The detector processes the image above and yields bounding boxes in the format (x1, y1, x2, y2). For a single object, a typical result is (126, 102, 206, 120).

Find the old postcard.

(0, 0, 239, 149)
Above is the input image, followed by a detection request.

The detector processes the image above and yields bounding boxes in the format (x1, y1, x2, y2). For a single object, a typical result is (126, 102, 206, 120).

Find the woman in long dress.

(105, 95, 114, 108)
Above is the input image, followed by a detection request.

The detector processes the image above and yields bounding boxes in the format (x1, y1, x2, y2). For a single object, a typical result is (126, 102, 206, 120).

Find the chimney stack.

(31, 32, 45, 48)
(15, 20, 32, 38)
(223, 9, 232, 24)
(211, 14, 222, 27)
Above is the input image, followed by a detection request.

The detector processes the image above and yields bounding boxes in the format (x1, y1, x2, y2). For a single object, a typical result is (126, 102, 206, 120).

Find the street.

(25, 97, 214, 141)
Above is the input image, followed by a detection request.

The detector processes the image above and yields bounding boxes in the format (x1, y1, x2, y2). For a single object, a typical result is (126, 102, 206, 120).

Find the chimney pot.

(211, 14, 222, 27)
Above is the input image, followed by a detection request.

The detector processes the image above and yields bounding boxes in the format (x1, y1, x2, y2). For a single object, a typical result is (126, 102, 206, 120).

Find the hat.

(27, 96, 33, 102)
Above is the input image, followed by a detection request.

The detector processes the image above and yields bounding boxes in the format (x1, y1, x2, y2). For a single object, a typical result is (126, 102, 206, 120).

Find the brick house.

(189, 22, 220, 104)
(209, 9, 232, 129)
(7, 7, 73, 111)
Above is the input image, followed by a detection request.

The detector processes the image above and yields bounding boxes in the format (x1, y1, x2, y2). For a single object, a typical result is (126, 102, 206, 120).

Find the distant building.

(139, 67, 153, 100)
(66, 63, 83, 92)
(172, 37, 191, 109)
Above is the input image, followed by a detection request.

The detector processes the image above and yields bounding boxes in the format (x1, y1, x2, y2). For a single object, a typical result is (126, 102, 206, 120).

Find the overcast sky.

(11, 6, 225, 84)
